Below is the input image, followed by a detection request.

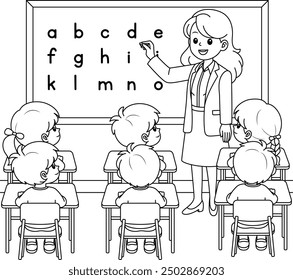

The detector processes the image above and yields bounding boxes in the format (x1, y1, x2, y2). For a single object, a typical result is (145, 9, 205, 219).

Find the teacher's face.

(189, 24, 225, 61)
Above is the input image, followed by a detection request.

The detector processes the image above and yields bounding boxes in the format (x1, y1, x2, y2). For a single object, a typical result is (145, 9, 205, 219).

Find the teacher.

(140, 9, 243, 215)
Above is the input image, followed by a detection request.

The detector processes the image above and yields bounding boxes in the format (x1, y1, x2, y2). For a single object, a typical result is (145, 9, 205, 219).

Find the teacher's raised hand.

(139, 40, 155, 60)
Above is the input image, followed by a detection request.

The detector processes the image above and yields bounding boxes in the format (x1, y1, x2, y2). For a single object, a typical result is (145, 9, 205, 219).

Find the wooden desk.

(215, 180, 292, 251)
(103, 150, 177, 184)
(101, 183, 179, 254)
(217, 147, 290, 180)
(3, 150, 77, 183)
(1, 183, 79, 254)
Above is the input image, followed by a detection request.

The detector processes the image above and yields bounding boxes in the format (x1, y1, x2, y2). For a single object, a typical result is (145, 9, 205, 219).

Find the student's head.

(5, 101, 60, 148)
(11, 142, 64, 186)
(180, 9, 243, 82)
(111, 103, 160, 147)
(232, 141, 277, 185)
(233, 99, 282, 155)
(116, 144, 163, 187)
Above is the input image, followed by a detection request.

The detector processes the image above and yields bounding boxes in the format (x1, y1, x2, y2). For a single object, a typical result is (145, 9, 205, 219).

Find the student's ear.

(41, 133, 49, 142)
(141, 133, 149, 144)
(40, 170, 48, 181)
(244, 130, 252, 140)
(221, 40, 228, 51)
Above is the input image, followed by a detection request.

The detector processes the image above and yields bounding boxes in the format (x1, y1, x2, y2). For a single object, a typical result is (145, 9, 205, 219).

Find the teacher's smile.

(199, 49, 208, 55)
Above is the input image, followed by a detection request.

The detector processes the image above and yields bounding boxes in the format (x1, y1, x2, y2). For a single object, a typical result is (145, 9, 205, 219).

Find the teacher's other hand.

(220, 124, 232, 142)
(139, 40, 155, 60)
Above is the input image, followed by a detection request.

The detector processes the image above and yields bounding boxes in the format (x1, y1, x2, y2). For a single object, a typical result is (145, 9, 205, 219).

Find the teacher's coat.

(148, 56, 232, 136)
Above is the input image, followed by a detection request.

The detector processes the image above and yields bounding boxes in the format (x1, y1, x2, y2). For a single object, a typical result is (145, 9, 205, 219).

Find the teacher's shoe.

(182, 201, 204, 215)
(209, 205, 218, 216)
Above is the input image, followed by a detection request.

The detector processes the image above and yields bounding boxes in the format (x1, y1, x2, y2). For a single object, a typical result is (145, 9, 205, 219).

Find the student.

(3, 101, 60, 159)
(11, 142, 66, 254)
(115, 144, 166, 254)
(110, 103, 161, 148)
(140, 9, 243, 216)
(232, 98, 282, 157)
(226, 141, 278, 251)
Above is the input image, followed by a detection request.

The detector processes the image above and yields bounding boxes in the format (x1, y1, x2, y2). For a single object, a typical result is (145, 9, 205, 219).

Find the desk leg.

(170, 209, 175, 253)
(282, 206, 288, 250)
(167, 173, 173, 184)
(5, 209, 10, 253)
(69, 209, 75, 253)
(109, 209, 112, 241)
(67, 173, 73, 183)
(105, 209, 111, 253)
(8, 173, 13, 184)
(108, 173, 113, 184)
(218, 206, 223, 250)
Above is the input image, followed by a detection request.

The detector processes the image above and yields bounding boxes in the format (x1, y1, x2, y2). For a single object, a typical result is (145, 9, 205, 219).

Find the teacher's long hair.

(180, 9, 243, 82)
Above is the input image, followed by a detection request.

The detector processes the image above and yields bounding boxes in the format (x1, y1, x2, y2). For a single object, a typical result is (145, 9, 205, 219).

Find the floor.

(0, 192, 292, 280)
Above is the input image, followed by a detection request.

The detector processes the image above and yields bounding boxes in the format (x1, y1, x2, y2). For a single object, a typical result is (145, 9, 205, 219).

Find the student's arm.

(154, 190, 167, 207)
(15, 189, 30, 207)
(226, 185, 240, 204)
(51, 188, 67, 208)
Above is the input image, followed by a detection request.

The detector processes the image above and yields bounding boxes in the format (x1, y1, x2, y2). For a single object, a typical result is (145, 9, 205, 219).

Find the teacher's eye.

(52, 163, 56, 169)
(193, 38, 198, 44)
(207, 38, 213, 45)
(152, 125, 157, 132)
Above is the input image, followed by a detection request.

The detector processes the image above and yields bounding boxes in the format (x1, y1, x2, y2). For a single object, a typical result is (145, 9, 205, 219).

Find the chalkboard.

(26, 1, 268, 123)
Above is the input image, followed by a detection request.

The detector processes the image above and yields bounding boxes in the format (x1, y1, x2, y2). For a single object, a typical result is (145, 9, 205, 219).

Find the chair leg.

(118, 220, 126, 260)
(55, 220, 62, 260)
(18, 220, 25, 260)
(231, 217, 238, 257)
(155, 220, 162, 260)
(268, 217, 275, 257)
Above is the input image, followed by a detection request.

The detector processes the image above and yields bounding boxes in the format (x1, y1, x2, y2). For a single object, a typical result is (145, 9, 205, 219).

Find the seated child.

(226, 141, 278, 251)
(110, 103, 161, 147)
(232, 98, 282, 156)
(12, 142, 66, 254)
(3, 101, 60, 160)
(115, 144, 167, 254)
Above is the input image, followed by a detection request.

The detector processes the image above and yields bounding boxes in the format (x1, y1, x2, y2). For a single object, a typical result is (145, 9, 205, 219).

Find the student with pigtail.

(2, 101, 61, 160)
(232, 98, 282, 161)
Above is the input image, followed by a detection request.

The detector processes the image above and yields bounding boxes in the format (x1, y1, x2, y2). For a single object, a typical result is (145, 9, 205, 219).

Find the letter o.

(154, 81, 163, 90)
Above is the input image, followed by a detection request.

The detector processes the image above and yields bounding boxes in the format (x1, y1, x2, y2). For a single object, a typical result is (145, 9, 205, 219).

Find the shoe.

(126, 239, 138, 254)
(44, 239, 56, 254)
(26, 239, 38, 254)
(144, 240, 156, 254)
(256, 236, 267, 251)
(209, 205, 218, 216)
(238, 236, 249, 251)
(182, 201, 204, 215)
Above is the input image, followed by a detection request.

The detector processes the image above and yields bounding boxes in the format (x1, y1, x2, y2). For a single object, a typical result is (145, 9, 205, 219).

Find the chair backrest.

(233, 200, 273, 221)
(120, 203, 160, 224)
(20, 203, 60, 224)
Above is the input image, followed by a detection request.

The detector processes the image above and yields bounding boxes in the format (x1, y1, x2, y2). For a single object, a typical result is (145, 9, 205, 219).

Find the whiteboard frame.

(26, 0, 268, 125)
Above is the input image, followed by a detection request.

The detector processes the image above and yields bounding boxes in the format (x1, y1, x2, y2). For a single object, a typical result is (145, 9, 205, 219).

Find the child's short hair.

(11, 142, 58, 185)
(110, 103, 159, 147)
(9, 101, 59, 145)
(116, 144, 161, 187)
(233, 141, 277, 184)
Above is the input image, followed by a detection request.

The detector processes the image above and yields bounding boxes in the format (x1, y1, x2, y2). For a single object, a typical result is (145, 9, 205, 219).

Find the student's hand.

(220, 124, 232, 142)
(139, 40, 155, 60)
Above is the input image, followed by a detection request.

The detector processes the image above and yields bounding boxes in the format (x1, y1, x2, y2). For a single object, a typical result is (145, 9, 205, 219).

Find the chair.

(231, 200, 275, 257)
(18, 203, 62, 260)
(118, 203, 162, 260)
